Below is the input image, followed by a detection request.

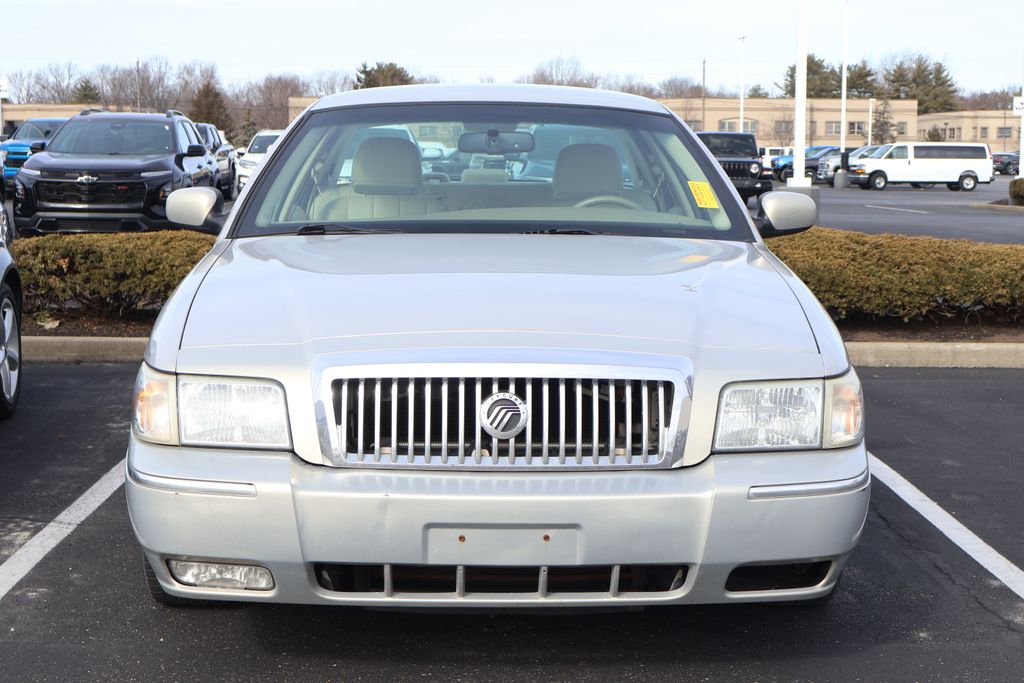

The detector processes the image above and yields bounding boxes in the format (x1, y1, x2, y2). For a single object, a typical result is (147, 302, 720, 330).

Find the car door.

(883, 145, 911, 182)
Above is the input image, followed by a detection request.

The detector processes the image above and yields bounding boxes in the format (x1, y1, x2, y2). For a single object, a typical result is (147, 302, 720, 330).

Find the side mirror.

(30, 141, 46, 153)
(167, 186, 224, 232)
(236, 147, 246, 157)
(420, 147, 444, 161)
(184, 144, 207, 157)
(754, 191, 817, 237)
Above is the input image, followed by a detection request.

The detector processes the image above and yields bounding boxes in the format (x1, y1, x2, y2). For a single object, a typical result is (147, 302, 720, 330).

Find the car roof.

(311, 83, 667, 115)
(255, 129, 284, 136)
(72, 112, 180, 122)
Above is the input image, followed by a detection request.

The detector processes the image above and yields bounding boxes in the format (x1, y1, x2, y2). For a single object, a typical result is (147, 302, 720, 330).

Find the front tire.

(0, 282, 21, 420)
(869, 172, 887, 190)
(221, 165, 237, 200)
(947, 182, 961, 191)
(958, 174, 977, 192)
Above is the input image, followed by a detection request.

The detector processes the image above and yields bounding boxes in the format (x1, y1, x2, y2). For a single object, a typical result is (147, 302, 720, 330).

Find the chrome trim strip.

(127, 464, 257, 497)
(747, 469, 870, 500)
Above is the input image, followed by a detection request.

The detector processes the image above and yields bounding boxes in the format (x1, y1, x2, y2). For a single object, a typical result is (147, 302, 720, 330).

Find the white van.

(849, 142, 993, 191)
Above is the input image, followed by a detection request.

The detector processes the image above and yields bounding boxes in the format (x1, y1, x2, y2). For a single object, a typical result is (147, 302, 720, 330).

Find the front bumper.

(15, 210, 181, 235)
(727, 177, 772, 196)
(126, 436, 870, 607)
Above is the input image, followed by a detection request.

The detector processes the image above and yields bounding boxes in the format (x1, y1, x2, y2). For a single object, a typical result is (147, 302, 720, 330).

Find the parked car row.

(6, 109, 248, 238)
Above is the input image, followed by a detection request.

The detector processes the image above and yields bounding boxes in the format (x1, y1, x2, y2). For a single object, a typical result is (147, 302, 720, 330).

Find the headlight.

(133, 364, 178, 445)
(238, 158, 257, 169)
(141, 170, 173, 179)
(178, 375, 290, 449)
(0, 150, 6, 165)
(713, 370, 863, 451)
(157, 182, 173, 203)
(131, 364, 291, 449)
(849, 164, 864, 171)
(749, 162, 761, 176)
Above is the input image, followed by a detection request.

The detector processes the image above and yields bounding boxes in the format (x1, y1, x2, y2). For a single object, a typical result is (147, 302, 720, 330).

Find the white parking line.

(869, 452, 1024, 601)
(0, 458, 125, 602)
(864, 204, 930, 214)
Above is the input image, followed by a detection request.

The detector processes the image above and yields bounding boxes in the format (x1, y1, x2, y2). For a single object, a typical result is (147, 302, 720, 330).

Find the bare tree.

(518, 57, 600, 88)
(307, 70, 353, 96)
(601, 74, 659, 98)
(659, 75, 702, 99)
(6, 70, 40, 103)
(228, 73, 308, 129)
(769, 112, 795, 146)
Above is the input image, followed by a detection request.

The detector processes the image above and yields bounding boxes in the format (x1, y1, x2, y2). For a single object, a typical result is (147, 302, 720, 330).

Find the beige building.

(917, 110, 1022, 152)
(660, 97, 919, 147)
(0, 103, 99, 137)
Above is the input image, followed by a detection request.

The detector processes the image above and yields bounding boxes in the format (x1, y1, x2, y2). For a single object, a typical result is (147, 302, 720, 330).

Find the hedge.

(12, 231, 216, 317)
(1010, 178, 1024, 205)
(768, 227, 1024, 321)
(10, 228, 1024, 324)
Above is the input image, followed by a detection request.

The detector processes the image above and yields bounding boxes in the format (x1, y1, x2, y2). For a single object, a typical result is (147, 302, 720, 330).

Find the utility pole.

(702, 58, 707, 130)
(136, 58, 142, 112)
(835, 0, 850, 188)
(1018, 51, 1023, 178)
(739, 37, 747, 134)
(789, 0, 811, 188)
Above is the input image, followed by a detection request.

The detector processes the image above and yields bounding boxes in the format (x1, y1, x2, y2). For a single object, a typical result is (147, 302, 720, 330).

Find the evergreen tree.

(779, 54, 840, 98)
(237, 109, 259, 148)
(354, 62, 415, 89)
(189, 78, 235, 139)
(870, 99, 897, 144)
(747, 84, 770, 98)
(925, 125, 944, 142)
(845, 60, 879, 98)
(72, 77, 101, 104)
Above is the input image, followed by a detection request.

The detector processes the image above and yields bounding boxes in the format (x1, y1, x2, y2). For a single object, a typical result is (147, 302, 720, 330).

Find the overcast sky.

(8, 0, 1024, 94)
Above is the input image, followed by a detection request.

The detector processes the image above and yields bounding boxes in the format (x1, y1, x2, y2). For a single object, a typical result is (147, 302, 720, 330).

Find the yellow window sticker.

(687, 181, 719, 210)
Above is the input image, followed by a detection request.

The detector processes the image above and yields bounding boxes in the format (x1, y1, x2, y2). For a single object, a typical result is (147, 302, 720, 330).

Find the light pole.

(789, 0, 811, 188)
(835, 0, 850, 189)
(867, 97, 875, 146)
(739, 36, 747, 134)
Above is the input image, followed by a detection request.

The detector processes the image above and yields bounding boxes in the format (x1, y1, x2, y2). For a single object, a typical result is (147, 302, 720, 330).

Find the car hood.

(181, 234, 818, 355)
(22, 152, 171, 173)
(0, 140, 36, 152)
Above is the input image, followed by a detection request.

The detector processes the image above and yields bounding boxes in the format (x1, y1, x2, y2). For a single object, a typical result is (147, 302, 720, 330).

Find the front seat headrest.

(552, 143, 624, 199)
(352, 137, 422, 196)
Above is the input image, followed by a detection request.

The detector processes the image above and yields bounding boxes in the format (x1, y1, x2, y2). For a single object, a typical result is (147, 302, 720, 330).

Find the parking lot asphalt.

(0, 364, 1022, 681)
(814, 175, 1024, 244)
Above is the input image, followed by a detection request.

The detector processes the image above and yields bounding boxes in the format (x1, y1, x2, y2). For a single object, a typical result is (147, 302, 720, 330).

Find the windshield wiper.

(295, 223, 407, 236)
(520, 228, 611, 236)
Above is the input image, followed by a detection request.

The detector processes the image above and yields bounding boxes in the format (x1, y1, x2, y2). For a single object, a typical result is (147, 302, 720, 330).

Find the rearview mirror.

(458, 130, 534, 154)
(167, 186, 224, 232)
(754, 191, 817, 237)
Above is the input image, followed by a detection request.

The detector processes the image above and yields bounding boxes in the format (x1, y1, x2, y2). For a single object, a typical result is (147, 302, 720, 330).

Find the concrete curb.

(23, 336, 148, 363)
(20, 336, 1024, 369)
(968, 201, 1024, 213)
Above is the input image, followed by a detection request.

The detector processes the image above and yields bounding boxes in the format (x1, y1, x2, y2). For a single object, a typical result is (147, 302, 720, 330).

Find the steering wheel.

(573, 195, 645, 210)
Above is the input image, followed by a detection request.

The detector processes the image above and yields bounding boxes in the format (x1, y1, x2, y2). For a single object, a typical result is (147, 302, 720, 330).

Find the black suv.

(14, 110, 218, 236)
(696, 132, 770, 202)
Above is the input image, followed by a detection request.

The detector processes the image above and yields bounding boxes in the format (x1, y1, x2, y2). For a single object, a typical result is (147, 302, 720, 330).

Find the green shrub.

(769, 227, 1024, 321)
(12, 231, 216, 317)
(1010, 178, 1024, 205)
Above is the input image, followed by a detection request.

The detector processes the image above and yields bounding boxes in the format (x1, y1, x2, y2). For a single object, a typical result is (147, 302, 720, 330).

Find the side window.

(889, 146, 908, 160)
(184, 122, 202, 146)
(175, 122, 192, 153)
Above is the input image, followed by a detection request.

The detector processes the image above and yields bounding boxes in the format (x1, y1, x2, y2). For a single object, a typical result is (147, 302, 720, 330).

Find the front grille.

(719, 160, 756, 178)
(316, 563, 689, 597)
(5, 155, 27, 169)
(35, 180, 147, 207)
(332, 377, 676, 470)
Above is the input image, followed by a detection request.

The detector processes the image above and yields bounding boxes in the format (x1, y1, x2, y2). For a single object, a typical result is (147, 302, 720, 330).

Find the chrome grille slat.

(332, 374, 677, 470)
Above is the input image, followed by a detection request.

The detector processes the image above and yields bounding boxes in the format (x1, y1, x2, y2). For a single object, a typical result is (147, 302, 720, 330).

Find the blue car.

(1, 118, 67, 190)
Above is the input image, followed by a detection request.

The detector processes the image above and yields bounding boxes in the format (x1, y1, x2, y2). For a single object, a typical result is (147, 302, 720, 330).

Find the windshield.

(868, 144, 893, 159)
(233, 103, 751, 241)
(696, 133, 758, 158)
(807, 147, 835, 159)
(46, 119, 173, 155)
(248, 134, 279, 154)
(13, 120, 63, 141)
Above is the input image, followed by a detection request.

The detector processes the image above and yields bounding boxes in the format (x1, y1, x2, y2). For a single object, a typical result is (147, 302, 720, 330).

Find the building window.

(848, 121, 865, 135)
(686, 120, 702, 130)
(980, 127, 989, 138)
(896, 122, 907, 135)
(774, 120, 793, 134)
(998, 127, 1012, 139)
(825, 121, 841, 135)
(718, 120, 737, 132)
(742, 120, 758, 134)
(419, 125, 439, 137)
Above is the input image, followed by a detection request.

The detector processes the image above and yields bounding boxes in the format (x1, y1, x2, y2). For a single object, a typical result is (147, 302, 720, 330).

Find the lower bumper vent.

(725, 561, 832, 592)
(315, 563, 689, 597)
